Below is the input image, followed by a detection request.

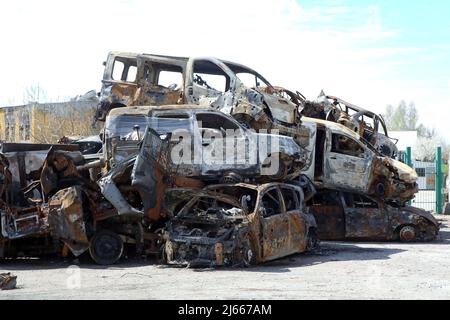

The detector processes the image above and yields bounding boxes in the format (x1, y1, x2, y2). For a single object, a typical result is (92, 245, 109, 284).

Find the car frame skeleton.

(163, 182, 318, 268)
(302, 92, 398, 158)
(0, 146, 160, 264)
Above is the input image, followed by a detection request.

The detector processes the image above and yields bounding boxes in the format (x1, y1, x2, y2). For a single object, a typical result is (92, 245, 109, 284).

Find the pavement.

(1, 215, 450, 300)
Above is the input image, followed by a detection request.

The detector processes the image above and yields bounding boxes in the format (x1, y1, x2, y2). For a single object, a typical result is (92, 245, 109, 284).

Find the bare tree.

(23, 84, 47, 104)
(31, 102, 98, 144)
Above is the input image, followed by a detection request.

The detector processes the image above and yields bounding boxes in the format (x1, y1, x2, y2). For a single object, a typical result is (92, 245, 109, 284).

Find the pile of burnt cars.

(0, 51, 439, 267)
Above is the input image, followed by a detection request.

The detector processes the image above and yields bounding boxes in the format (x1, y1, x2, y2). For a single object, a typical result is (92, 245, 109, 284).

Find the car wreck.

(308, 190, 440, 242)
(0, 146, 160, 265)
(302, 92, 398, 158)
(95, 52, 311, 148)
(300, 117, 418, 206)
(103, 105, 309, 181)
(0, 50, 436, 270)
(162, 182, 318, 268)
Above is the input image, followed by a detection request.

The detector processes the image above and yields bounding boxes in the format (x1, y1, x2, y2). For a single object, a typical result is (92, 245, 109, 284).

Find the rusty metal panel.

(261, 214, 291, 261)
(344, 207, 389, 240)
(47, 186, 90, 256)
(310, 205, 345, 240)
(286, 211, 307, 252)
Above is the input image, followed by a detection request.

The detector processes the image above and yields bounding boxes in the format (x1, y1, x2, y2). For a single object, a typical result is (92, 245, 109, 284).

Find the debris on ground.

(0, 273, 17, 290)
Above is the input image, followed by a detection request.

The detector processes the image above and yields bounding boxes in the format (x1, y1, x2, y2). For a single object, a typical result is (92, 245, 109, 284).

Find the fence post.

(436, 146, 443, 214)
(406, 147, 412, 206)
(405, 147, 412, 167)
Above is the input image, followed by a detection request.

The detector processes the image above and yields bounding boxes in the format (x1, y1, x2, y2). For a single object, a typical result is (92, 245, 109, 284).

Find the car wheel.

(374, 178, 387, 197)
(263, 156, 289, 181)
(219, 172, 243, 184)
(399, 225, 416, 242)
(306, 228, 319, 251)
(240, 238, 256, 267)
(89, 230, 124, 265)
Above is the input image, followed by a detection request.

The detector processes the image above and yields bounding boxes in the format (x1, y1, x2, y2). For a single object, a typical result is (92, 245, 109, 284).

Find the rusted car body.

(103, 105, 308, 181)
(0, 146, 159, 265)
(302, 93, 398, 158)
(299, 117, 418, 206)
(308, 189, 439, 242)
(162, 182, 318, 268)
(0, 143, 80, 198)
(95, 52, 310, 146)
(0, 147, 98, 259)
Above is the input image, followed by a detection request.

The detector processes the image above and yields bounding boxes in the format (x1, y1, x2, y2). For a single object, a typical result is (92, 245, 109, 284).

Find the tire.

(89, 230, 124, 265)
(374, 179, 387, 197)
(219, 172, 243, 184)
(237, 237, 256, 267)
(262, 155, 289, 181)
(306, 228, 319, 251)
(398, 225, 416, 242)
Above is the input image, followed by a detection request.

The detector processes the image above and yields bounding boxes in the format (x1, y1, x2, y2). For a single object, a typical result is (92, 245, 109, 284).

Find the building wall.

(0, 100, 99, 144)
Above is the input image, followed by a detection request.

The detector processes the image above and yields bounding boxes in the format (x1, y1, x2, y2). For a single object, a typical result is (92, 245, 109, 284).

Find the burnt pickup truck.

(308, 189, 439, 242)
(102, 105, 308, 181)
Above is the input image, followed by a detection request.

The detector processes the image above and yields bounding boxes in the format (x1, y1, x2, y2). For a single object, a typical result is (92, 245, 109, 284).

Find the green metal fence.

(404, 146, 444, 214)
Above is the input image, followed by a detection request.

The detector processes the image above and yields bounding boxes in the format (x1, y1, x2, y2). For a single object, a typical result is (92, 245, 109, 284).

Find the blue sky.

(0, 0, 449, 140)
(299, 0, 450, 90)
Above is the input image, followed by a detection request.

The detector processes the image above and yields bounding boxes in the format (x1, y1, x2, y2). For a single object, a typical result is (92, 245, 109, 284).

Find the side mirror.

(102, 61, 106, 66)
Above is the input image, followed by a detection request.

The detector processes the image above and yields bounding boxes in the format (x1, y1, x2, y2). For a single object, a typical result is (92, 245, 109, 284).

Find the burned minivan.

(308, 190, 439, 242)
(95, 52, 308, 145)
(162, 182, 318, 267)
(300, 117, 418, 206)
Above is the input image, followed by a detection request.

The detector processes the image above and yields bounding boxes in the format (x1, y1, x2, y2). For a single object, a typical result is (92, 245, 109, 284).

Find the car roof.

(107, 105, 213, 117)
(109, 51, 271, 85)
(302, 116, 363, 142)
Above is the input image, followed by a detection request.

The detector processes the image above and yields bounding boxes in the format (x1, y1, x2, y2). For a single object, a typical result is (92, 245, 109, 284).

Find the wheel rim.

(375, 182, 386, 196)
(399, 226, 416, 242)
(90, 231, 123, 265)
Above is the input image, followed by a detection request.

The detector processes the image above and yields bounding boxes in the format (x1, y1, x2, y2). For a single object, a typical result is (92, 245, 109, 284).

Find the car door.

(149, 111, 202, 177)
(342, 192, 389, 239)
(258, 187, 291, 261)
(196, 112, 256, 175)
(308, 190, 346, 240)
(280, 186, 308, 253)
(325, 131, 373, 193)
(184, 57, 238, 110)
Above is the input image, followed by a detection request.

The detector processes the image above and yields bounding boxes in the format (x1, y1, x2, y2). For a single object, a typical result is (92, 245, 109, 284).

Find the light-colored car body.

(299, 117, 417, 206)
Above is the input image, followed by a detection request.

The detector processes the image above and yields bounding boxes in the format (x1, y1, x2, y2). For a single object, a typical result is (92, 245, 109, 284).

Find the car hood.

(390, 159, 418, 183)
(399, 206, 440, 227)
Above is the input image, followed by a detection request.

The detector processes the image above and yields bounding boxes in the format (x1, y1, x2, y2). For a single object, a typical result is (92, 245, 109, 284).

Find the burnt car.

(0, 147, 159, 265)
(302, 92, 398, 158)
(162, 182, 318, 268)
(102, 105, 308, 181)
(95, 52, 310, 147)
(308, 190, 439, 242)
(300, 117, 418, 206)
